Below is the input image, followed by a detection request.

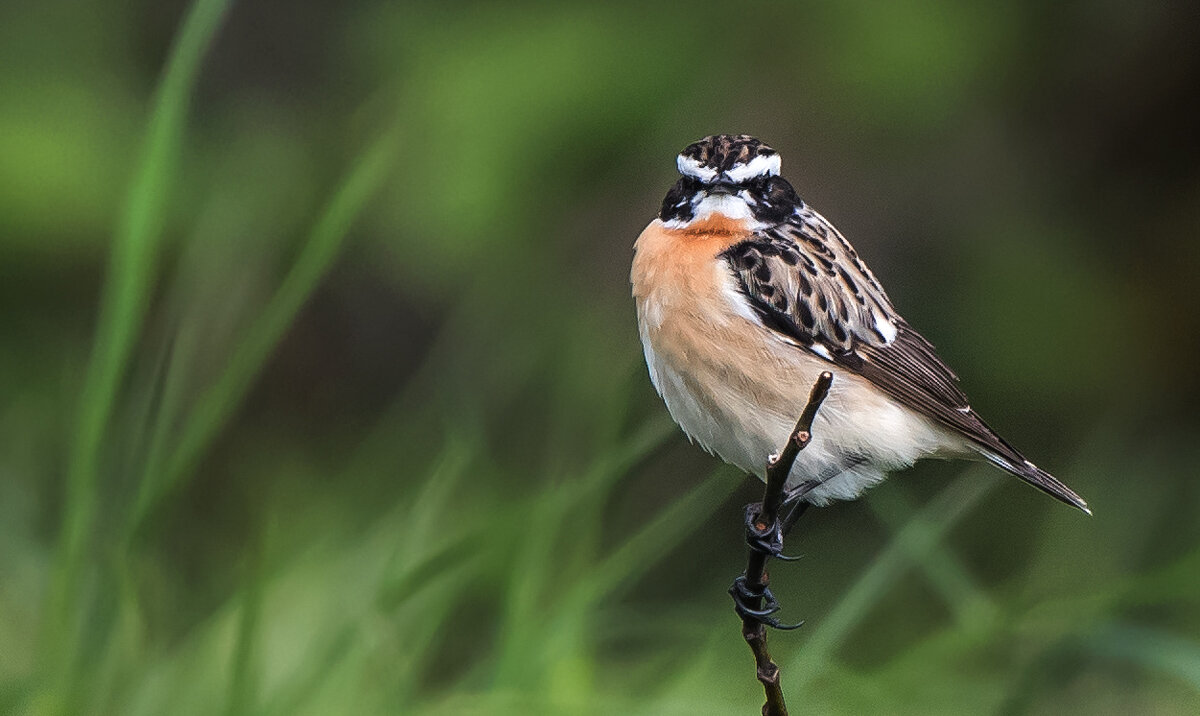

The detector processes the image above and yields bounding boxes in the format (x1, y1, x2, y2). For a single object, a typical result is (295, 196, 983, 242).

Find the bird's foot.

(729, 574, 804, 630)
(743, 502, 802, 561)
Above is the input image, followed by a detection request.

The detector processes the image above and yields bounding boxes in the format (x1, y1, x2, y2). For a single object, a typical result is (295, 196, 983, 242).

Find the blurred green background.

(2, 1, 1198, 714)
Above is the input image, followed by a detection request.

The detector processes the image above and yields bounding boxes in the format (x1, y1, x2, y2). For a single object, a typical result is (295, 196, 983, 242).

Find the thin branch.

(735, 371, 833, 716)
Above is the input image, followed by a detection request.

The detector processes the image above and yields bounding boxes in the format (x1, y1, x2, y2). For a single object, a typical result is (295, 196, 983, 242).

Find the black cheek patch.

(659, 179, 695, 222)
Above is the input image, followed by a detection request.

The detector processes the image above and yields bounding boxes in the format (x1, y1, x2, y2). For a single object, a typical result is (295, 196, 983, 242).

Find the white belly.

(642, 334, 954, 505)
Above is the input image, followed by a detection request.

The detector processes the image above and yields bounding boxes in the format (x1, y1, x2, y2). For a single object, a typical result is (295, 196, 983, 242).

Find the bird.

(631, 134, 1089, 516)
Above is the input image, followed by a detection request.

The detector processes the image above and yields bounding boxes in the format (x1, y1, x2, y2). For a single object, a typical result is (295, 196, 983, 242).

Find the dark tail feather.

(981, 451, 1091, 515)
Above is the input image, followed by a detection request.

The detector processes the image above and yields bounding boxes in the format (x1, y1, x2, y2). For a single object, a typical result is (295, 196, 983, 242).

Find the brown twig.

(736, 371, 833, 716)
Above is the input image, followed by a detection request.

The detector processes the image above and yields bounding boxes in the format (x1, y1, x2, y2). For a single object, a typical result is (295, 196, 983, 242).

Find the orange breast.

(631, 216, 795, 410)
(629, 216, 753, 316)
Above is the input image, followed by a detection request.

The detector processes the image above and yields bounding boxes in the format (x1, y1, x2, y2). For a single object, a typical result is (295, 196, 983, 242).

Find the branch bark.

(735, 371, 833, 716)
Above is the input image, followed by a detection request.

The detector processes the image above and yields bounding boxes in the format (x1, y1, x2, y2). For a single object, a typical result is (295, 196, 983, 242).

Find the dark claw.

(729, 575, 805, 630)
(729, 575, 779, 617)
(734, 489, 816, 630)
(743, 504, 782, 553)
(743, 503, 803, 560)
(735, 598, 780, 619)
(761, 615, 806, 631)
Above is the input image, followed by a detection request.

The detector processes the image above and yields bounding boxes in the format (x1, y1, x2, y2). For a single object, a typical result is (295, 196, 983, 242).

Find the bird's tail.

(979, 450, 1091, 515)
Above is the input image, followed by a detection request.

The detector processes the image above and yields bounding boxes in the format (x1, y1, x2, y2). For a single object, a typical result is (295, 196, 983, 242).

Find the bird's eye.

(766, 177, 798, 203)
(743, 174, 770, 191)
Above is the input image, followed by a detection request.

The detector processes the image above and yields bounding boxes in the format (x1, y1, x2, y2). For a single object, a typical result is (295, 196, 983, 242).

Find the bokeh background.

(2, 1, 1199, 714)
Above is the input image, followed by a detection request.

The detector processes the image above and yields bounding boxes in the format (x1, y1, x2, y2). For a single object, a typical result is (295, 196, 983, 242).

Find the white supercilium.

(676, 154, 719, 183)
(723, 153, 781, 182)
(676, 153, 782, 184)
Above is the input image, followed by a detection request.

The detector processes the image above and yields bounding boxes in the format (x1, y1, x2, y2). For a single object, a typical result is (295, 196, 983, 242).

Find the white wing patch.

(875, 315, 898, 344)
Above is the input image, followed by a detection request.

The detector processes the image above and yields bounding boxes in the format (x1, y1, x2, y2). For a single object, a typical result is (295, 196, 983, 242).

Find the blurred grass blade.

(868, 486, 997, 630)
(569, 467, 737, 608)
(134, 321, 198, 524)
(227, 512, 270, 716)
(1085, 623, 1200, 692)
(488, 420, 689, 688)
(501, 467, 738, 690)
(130, 124, 402, 530)
(787, 472, 996, 692)
(42, 0, 232, 701)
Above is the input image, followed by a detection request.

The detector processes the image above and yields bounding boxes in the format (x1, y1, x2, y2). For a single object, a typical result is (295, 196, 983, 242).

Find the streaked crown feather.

(677, 134, 781, 184)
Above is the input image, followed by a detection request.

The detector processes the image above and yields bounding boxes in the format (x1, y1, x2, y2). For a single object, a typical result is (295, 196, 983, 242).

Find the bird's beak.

(708, 180, 737, 195)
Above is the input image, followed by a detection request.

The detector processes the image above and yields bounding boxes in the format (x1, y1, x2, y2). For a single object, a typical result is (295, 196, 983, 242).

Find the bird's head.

(660, 134, 802, 228)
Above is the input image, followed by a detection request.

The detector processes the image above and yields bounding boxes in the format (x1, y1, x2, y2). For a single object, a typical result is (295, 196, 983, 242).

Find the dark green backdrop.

(2, 2, 1198, 714)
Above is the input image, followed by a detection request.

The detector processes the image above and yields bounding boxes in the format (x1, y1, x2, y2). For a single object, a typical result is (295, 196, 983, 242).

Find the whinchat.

(631, 134, 1088, 514)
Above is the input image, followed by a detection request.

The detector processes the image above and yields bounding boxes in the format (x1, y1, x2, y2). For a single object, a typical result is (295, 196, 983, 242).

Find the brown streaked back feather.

(721, 208, 1089, 513)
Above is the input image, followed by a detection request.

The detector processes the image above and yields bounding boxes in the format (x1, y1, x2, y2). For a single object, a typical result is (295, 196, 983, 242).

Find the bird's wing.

(720, 209, 1088, 511)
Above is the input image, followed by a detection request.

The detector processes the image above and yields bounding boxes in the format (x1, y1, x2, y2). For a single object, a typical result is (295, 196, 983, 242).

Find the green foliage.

(1, 1, 1198, 714)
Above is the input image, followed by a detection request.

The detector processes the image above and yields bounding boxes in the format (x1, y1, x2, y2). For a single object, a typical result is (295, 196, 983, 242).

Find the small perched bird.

(632, 134, 1089, 514)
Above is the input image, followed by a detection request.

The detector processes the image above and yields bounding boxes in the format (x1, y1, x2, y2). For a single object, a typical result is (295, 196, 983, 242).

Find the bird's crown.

(677, 134, 780, 185)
